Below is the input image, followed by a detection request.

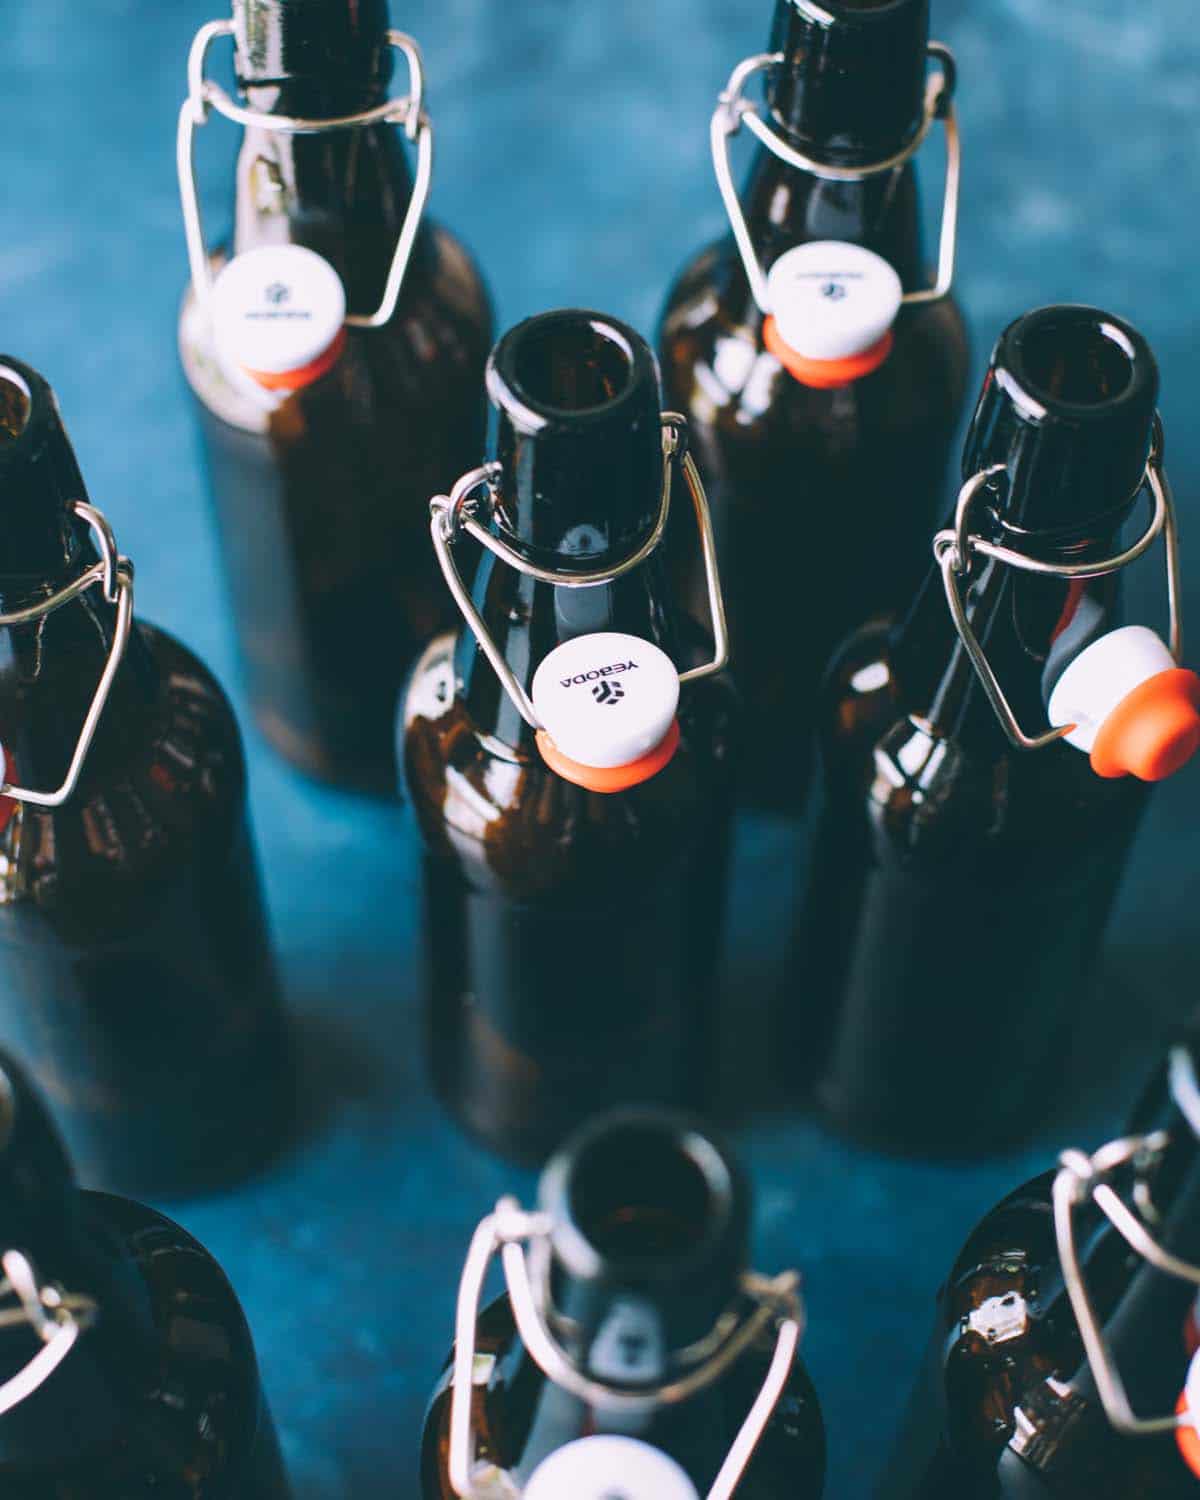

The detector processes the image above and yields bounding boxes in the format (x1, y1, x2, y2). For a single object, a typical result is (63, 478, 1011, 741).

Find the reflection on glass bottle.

(178, 0, 492, 794)
(0, 1050, 291, 1498)
(659, 0, 969, 812)
(420, 1109, 825, 1498)
(794, 306, 1200, 1155)
(402, 310, 738, 1164)
(0, 358, 288, 1199)
(881, 1039, 1200, 1499)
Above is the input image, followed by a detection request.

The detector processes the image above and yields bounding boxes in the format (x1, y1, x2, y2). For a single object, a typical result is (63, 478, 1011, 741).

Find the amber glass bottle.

(793, 305, 1200, 1155)
(0, 1049, 290, 1498)
(402, 311, 737, 1164)
(420, 1109, 825, 1498)
(0, 358, 287, 1199)
(179, 0, 492, 794)
(881, 1038, 1200, 1499)
(659, 0, 969, 811)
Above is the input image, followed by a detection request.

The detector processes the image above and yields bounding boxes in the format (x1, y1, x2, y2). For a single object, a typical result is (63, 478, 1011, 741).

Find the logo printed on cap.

(763, 240, 902, 387)
(210, 244, 347, 392)
(532, 633, 679, 773)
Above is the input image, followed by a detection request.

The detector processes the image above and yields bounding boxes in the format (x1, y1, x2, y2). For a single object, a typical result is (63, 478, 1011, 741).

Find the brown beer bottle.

(0, 359, 287, 1198)
(419, 1108, 825, 1498)
(658, 0, 969, 811)
(796, 305, 1200, 1153)
(880, 1038, 1200, 1499)
(0, 1048, 291, 1497)
(178, 0, 492, 794)
(401, 310, 737, 1163)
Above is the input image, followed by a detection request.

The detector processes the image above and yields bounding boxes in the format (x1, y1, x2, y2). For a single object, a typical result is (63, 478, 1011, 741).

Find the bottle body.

(1, 1189, 290, 1498)
(881, 1142, 1200, 1500)
(0, 618, 288, 1198)
(179, 31, 493, 794)
(419, 1290, 823, 1498)
(791, 305, 1164, 1153)
(403, 625, 736, 1163)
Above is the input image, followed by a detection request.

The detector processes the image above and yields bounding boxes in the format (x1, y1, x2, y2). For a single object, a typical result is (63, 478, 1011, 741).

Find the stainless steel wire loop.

(177, 22, 433, 328)
(1053, 1128, 1200, 1438)
(711, 43, 959, 314)
(931, 428, 1182, 752)
(447, 1196, 804, 1500)
(0, 502, 135, 808)
(430, 415, 730, 734)
(0, 1249, 97, 1417)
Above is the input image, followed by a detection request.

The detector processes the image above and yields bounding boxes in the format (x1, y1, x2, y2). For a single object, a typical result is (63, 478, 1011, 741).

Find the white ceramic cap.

(765, 240, 902, 361)
(1047, 625, 1175, 753)
(524, 1437, 700, 1500)
(530, 632, 679, 769)
(211, 245, 346, 383)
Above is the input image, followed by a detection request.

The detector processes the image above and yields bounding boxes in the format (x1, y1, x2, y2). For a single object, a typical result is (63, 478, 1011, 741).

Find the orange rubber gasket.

(1177, 1391, 1200, 1479)
(763, 317, 894, 389)
(243, 325, 347, 391)
(535, 719, 681, 793)
(1090, 667, 1200, 781)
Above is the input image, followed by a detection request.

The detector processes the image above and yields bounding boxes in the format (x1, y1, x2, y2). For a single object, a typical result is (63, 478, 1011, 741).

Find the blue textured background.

(4, 2, 1200, 1496)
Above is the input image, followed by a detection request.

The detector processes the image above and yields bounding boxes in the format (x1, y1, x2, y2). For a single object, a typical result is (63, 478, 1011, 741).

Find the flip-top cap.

(525, 1437, 700, 1500)
(211, 245, 346, 392)
(531, 631, 680, 792)
(764, 242, 901, 388)
(1047, 625, 1200, 781)
(1178, 1347, 1200, 1478)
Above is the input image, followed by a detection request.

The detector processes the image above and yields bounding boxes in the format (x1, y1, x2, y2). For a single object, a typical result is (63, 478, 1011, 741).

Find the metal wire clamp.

(177, 22, 433, 329)
(931, 424, 1182, 752)
(711, 43, 959, 315)
(1052, 1089, 1200, 1440)
(0, 1248, 98, 1417)
(429, 414, 730, 734)
(447, 1196, 804, 1500)
(0, 503, 134, 809)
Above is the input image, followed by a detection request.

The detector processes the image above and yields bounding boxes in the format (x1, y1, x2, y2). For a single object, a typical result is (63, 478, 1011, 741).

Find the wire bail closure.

(931, 419, 1183, 752)
(0, 1248, 97, 1417)
(429, 414, 730, 736)
(1053, 1045, 1200, 1439)
(447, 1196, 804, 1500)
(711, 43, 960, 317)
(0, 503, 134, 809)
(177, 22, 433, 329)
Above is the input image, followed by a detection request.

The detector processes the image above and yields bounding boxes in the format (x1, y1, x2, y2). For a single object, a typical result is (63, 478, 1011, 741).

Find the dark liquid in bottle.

(180, 6, 492, 794)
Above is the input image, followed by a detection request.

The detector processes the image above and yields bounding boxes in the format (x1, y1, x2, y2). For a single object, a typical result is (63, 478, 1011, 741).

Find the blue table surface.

(5, 2, 1200, 1495)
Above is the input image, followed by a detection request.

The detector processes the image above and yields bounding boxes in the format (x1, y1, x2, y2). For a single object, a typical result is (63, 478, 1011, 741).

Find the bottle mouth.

(1003, 307, 1149, 418)
(0, 367, 32, 445)
(543, 1111, 742, 1281)
(488, 311, 645, 426)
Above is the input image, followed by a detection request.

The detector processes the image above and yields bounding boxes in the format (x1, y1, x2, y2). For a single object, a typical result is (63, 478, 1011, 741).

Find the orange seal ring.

(243, 326, 347, 392)
(1089, 667, 1200, 781)
(535, 719, 681, 793)
(1177, 1391, 1200, 1479)
(763, 316, 894, 390)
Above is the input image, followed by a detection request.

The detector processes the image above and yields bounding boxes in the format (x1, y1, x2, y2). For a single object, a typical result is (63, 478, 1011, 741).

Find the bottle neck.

(893, 513, 1130, 759)
(230, 3, 427, 315)
(458, 553, 679, 752)
(734, 149, 926, 307)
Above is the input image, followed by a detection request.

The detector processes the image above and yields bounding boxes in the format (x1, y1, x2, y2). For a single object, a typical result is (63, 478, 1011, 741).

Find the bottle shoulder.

(420, 1293, 824, 1499)
(401, 632, 737, 896)
(0, 1190, 271, 1497)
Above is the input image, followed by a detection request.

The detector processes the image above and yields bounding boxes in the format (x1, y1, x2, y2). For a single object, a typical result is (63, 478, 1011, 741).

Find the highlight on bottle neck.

(710, 5, 958, 388)
(934, 305, 1200, 780)
(232, 0, 393, 100)
(430, 310, 729, 794)
(445, 1108, 804, 1500)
